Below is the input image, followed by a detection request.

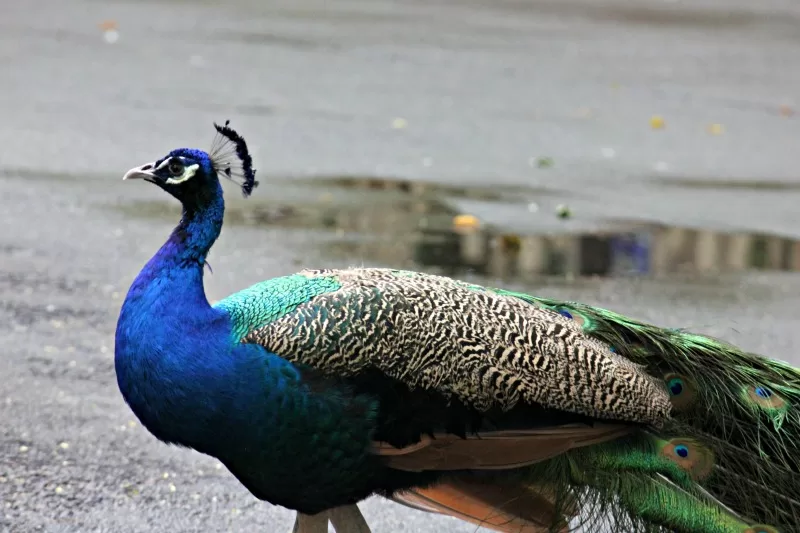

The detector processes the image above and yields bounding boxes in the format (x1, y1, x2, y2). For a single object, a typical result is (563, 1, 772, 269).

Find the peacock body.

(115, 122, 799, 533)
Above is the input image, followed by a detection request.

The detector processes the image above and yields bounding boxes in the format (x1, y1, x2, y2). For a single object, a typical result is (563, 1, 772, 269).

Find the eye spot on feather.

(660, 439, 714, 480)
(744, 384, 787, 411)
(557, 309, 586, 327)
(664, 373, 696, 411)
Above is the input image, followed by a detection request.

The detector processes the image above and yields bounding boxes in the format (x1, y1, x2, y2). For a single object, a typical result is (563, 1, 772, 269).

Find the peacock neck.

(132, 189, 225, 307)
(159, 191, 222, 270)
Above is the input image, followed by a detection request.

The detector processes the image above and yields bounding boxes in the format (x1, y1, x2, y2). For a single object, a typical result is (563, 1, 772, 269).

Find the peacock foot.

(328, 505, 372, 533)
(291, 512, 328, 533)
(291, 505, 371, 533)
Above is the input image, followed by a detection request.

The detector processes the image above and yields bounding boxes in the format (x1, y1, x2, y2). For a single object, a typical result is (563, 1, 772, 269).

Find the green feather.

(488, 287, 799, 531)
(509, 436, 749, 532)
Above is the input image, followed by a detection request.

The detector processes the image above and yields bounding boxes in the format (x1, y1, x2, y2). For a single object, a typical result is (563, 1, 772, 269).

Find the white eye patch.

(156, 157, 200, 185)
(165, 164, 199, 185)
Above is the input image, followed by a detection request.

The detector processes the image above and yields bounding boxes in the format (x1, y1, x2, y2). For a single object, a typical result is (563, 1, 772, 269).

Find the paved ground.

(2, 0, 800, 531)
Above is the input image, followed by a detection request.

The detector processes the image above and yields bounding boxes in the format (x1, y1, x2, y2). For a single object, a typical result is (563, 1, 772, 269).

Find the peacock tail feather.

(490, 289, 800, 530)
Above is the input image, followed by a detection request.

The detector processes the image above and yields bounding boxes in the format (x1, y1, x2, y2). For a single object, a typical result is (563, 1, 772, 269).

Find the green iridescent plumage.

(215, 273, 342, 341)
(491, 289, 800, 531)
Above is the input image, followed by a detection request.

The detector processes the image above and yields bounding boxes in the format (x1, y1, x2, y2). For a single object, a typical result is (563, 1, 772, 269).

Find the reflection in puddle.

(117, 175, 800, 281)
(327, 222, 800, 280)
(417, 227, 800, 279)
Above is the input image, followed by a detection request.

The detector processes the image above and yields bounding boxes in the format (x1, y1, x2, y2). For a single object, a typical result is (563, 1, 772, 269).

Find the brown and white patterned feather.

(243, 268, 671, 425)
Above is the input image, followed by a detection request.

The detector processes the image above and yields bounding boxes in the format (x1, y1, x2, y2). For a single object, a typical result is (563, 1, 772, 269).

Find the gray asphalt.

(2, 0, 800, 532)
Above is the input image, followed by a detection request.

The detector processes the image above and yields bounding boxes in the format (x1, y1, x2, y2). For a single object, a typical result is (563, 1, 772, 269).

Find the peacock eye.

(168, 159, 184, 177)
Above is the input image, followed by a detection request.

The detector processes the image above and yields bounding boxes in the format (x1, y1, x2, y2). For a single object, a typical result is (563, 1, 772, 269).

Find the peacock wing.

(217, 267, 672, 426)
(390, 478, 574, 533)
(370, 424, 634, 472)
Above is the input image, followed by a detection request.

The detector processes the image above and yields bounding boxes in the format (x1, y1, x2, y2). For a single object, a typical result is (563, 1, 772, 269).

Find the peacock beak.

(123, 163, 158, 182)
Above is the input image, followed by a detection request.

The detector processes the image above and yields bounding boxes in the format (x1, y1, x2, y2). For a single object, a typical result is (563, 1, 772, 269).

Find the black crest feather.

(209, 120, 259, 197)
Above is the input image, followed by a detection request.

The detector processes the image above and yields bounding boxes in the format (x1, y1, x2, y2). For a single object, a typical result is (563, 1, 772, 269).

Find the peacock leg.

(291, 512, 329, 533)
(328, 505, 372, 533)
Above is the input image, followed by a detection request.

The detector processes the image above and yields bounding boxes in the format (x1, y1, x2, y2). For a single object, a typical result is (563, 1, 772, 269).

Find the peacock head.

(122, 121, 258, 205)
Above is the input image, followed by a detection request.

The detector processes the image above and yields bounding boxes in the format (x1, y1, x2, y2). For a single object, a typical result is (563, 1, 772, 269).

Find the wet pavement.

(2, 0, 800, 531)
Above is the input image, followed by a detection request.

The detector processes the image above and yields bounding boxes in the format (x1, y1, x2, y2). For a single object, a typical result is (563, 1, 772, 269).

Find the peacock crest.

(209, 120, 258, 197)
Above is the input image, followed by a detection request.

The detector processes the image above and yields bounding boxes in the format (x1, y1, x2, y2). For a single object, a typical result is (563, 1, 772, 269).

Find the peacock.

(115, 121, 799, 533)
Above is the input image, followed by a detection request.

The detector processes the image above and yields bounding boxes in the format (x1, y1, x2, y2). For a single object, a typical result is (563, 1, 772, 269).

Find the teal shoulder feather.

(214, 273, 341, 341)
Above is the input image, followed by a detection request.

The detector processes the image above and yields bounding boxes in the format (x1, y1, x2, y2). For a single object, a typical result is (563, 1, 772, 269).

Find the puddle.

(322, 222, 800, 281)
(114, 175, 800, 281)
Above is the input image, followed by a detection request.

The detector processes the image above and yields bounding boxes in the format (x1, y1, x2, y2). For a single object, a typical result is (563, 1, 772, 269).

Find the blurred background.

(2, 0, 800, 531)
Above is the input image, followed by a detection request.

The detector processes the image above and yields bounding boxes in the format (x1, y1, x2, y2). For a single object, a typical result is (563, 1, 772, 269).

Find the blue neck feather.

(150, 185, 224, 273)
(124, 184, 224, 326)
(115, 183, 239, 448)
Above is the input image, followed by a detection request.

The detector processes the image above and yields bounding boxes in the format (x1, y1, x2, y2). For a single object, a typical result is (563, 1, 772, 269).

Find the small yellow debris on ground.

(707, 123, 724, 135)
(650, 115, 665, 129)
(391, 118, 408, 129)
(452, 214, 480, 233)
